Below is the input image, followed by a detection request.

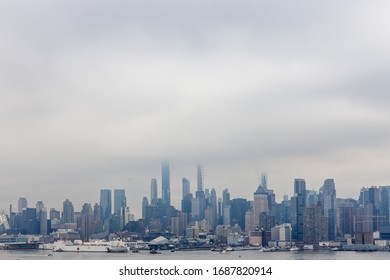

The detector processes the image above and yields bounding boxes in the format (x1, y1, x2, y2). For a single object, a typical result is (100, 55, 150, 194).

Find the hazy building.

(380, 186, 390, 228)
(231, 198, 248, 230)
(303, 204, 325, 244)
(100, 189, 112, 221)
(223, 205, 231, 226)
(192, 190, 206, 221)
(261, 173, 268, 190)
(80, 203, 93, 241)
(21, 208, 38, 234)
(49, 208, 60, 220)
(182, 178, 190, 199)
(39, 209, 48, 236)
(150, 178, 158, 204)
(142, 197, 149, 219)
(245, 210, 253, 234)
(114, 189, 126, 214)
(62, 199, 74, 224)
(294, 178, 306, 242)
(197, 165, 203, 192)
(338, 205, 355, 237)
(161, 161, 171, 210)
(320, 179, 337, 241)
(205, 188, 217, 230)
(181, 178, 192, 215)
(253, 185, 268, 230)
(359, 186, 380, 232)
(18, 197, 27, 213)
(36, 201, 45, 218)
(271, 223, 292, 248)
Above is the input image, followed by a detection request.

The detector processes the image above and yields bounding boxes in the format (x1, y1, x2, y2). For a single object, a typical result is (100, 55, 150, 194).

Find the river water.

(1, 249, 390, 260)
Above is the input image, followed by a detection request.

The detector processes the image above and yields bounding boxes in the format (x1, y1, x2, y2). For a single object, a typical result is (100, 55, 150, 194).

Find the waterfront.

(2, 249, 390, 260)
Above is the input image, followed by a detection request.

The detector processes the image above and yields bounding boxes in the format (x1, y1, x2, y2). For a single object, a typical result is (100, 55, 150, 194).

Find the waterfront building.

(320, 179, 337, 241)
(294, 178, 306, 242)
(359, 186, 380, 232)
(80, 203, 93, 241)
(270, 223, 292, 248)
(379, 186, 390, 228)
(303, 204, 325, 244)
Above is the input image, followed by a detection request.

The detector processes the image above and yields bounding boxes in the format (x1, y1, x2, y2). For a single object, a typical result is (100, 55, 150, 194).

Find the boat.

(107, 240, 129, 253)
(53, 240, 127, 253)
(303, 245, 314, 250)
(0, 242, 40, 250)
(107, 246, 128, 253)
(290, 246, 300, 251)
(150, 249, 161, 254)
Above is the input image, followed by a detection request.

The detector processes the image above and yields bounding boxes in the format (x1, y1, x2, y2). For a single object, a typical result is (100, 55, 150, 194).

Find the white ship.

(53, 240, 128, 253)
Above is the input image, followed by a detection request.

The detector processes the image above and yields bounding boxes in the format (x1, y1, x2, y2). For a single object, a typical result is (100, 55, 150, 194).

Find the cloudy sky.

(1, 0, 390, 218)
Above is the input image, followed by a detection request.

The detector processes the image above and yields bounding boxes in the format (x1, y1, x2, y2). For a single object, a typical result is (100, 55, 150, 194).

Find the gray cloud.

(1, 0, 390, 216)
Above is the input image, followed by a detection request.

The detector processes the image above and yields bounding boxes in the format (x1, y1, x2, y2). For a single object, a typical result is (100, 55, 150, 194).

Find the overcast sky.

(1, 0, 390, 218)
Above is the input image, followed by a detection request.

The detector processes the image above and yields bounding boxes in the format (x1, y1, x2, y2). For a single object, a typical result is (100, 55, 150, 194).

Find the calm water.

(1, 249, 390, 260)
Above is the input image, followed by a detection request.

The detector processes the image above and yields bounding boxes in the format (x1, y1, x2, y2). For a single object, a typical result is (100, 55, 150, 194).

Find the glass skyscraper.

(294, 178, 306, 242)
(100, 189, 112, 221)
(114, 189, 126, 214)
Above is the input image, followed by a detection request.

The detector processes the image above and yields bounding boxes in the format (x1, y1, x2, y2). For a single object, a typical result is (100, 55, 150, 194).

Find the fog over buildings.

(1, 0, 390, 218)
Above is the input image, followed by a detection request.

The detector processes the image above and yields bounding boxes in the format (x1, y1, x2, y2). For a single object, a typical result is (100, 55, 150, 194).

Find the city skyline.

(2, 1, 390, 219)
(2, 163, 390, 220)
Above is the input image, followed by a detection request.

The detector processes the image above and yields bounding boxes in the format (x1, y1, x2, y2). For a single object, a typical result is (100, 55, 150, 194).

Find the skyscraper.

(114, 189, 126, 214)
(261, 173, 268, 190)
(320, 179, 337, 241)
(253, 184, 268, 230)
(150, 178, 158, 204)
(197, 165, 203, 192)
(161, 161, 171, 209)
(80, 203, 93, 241)
(18, 197, 27, 213)
(100, 189, 112, 221)
(182, 178, 190, 199)
(36, 201, 44, 218)
(142, 197, 149, 219)
(62, 199, 74, 224)
(294, 178, 306, 242)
